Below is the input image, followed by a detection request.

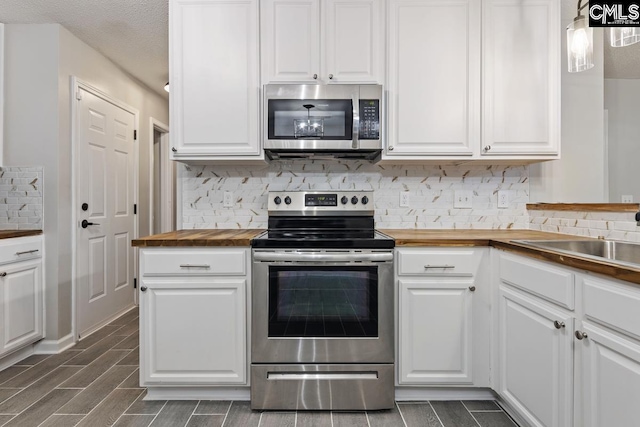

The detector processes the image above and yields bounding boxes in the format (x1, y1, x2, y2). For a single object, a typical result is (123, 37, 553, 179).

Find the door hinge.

(134, 204, 137, 215)
(133, 130, 137, 140)
(76, 90, 83, 101)
(134, 278, 137, 289)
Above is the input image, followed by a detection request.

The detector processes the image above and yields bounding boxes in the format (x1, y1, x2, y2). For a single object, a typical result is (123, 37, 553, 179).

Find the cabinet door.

(0, 259, 43, 355)
(170, 0, 261, 158)
(261, 0, 320, 83)
(499, 286, 573, 427)
(398, 278, 474, 384)
(386, 0, 480, 156)
(140, 278, 247, 385)
(580, 322, 640, 427)
(322, 0, 384, 83)
(482, 0, 560, 156)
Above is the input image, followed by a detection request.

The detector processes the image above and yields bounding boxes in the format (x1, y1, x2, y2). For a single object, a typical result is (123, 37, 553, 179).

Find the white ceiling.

(0, 0, 637, 99)
(0, 0, 169, 97)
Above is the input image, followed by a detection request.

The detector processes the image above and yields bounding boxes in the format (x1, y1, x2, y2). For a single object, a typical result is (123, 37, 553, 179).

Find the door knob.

(140, 286, 148, 292)
(554, 320, 565, 329)
(329, 74, 334, 79)
(468, 286, 476, 292)
(484, 145, 491, 151)
(313, 74, 318, 79)
(81, 220, 99, 228)
(575, 330, 588, 340)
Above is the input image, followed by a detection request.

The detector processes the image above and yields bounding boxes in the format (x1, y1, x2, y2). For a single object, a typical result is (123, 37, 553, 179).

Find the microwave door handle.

(352, 95, 359, 149)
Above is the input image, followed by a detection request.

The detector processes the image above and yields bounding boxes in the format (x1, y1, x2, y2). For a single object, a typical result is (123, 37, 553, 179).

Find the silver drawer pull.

(179, 264, 211, 269)
(424, 265, 455, 269)
(267, 372, 378, 381)
(16, 249, 39, 256)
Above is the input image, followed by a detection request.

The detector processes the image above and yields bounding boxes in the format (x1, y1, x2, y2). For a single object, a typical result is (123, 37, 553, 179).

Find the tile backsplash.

(0, 167, 43, 230)
(180, 161, 529, 229)
(529, 209, 640, 242)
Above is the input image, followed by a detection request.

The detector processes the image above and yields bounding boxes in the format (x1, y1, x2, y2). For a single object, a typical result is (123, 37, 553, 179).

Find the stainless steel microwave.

(263, 84, 383, 162)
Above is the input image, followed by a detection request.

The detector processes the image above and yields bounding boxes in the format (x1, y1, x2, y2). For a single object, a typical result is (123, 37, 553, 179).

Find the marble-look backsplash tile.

(0, 167, 43, 230)
(528, 209, 640, 242)
(180, 161, 529, 229)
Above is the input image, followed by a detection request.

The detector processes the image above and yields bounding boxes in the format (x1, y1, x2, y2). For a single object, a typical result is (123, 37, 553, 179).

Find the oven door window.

(268, 266, 378, 338)
(267, 99, 353, 140)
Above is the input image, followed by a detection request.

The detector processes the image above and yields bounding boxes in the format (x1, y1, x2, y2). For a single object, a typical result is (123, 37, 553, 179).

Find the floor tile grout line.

(55, 360, 132, 401)
(146, 400, 169, 427)
(58, 350, 132, 389)
(257, 410, 263, 427)
(219, 400, 232, 427)
(394, 401, 409, 427)
(108, 388, 146, 427)
(467, 409, 484, 427)
(469, 409, 506, 413)
(182, 399, 199, 427)
(427, 401, 445, 427)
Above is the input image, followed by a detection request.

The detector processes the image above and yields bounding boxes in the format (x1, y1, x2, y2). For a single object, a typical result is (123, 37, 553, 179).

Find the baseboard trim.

(34, 333, 75, 354)
(395, 387, 497, 401)
(144, 387, 251, 401)
(0, 346, 35, 371)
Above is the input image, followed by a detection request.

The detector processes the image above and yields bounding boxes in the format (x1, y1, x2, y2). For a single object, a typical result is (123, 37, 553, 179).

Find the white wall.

(0, 23, 4, 166)
(3, 24, 168, 343)
(604, 78, 640, 203)
(529, 1, 606, 202)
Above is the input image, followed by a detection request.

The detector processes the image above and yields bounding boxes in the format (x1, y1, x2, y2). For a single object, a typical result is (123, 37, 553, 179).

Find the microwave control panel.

(358, 100, 380, 140)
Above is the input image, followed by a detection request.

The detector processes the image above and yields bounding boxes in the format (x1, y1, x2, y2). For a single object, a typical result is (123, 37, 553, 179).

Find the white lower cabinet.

(0, 236, 44, 358)
(498, 286, 573, 427)
(396, 248, 489, 386)
(496, 251, 640, 427)
(139, 247, 249, 386)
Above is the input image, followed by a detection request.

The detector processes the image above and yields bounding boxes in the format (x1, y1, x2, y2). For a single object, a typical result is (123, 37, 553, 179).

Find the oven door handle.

(253, 251, 393, 263)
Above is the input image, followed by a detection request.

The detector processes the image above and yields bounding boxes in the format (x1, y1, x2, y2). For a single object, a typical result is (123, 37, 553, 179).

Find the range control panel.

(268, 191, 374, 214)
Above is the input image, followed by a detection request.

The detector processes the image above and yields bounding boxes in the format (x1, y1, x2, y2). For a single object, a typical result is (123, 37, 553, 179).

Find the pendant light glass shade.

(567, 15, 594, 72)
(610, 27, 640, 47)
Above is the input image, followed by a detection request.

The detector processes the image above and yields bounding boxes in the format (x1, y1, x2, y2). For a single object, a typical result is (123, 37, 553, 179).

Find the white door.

(76, 87, 136, 339)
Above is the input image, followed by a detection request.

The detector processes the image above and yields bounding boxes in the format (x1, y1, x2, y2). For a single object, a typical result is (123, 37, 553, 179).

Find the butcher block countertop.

(382, 229, 640, 285)
(0, 230, 43, 240)
(131, 229, 264, 247)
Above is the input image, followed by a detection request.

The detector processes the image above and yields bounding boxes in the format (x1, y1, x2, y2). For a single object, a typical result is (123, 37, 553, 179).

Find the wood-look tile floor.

(0, 307, 520, 427)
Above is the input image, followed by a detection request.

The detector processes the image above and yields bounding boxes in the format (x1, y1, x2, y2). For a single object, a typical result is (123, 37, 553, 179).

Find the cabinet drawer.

(499, 252, 574, 310)
(0, 236, 43, 265)
(582, 276, 640, 340)
(397, 248, 483, 277)
(141, 248, 247, 276)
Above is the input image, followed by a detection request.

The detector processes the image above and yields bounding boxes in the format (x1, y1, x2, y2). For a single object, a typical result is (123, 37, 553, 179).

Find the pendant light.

(567, 0, 594, 72)
(610, 27, 640, 47)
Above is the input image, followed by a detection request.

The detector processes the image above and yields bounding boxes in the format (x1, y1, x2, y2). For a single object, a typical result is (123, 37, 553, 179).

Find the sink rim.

(510, 239, 640, 270)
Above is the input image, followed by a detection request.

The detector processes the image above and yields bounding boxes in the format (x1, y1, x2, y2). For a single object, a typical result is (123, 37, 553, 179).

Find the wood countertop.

(0, 230, 43, 240)
(131, 229, 265, 247)
(381, 229, 640, 285)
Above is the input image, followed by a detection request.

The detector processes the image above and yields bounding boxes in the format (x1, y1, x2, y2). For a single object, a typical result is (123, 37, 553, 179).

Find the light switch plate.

(454, 190, 473, 209)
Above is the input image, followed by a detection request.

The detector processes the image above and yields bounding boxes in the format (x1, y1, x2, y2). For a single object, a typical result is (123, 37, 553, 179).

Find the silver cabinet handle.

(179, 264, 211, 269)
(0, 272, 7, 277)
(171, 147, 177, 152)
(424, 265, 455, 269)
(16, 249, 39, 256)
(140, 286, 147, 292)
(575, 330, 588, 340)
(329, 74, 334, 79)
(468, 286, 476, 292)
(313, 74, 318, 79)
(388, 146, 394, 151)
(253, 251, 392, 263)
(554, 321, 565, 329)
(484, 145, 491, 151)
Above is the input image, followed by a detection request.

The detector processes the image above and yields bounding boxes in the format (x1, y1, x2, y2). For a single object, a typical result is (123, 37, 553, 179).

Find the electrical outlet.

(622, 195, 634, 203)
(400, 191, 410, 207)
(454, 190, 473, 209)
(223, 191, 234, 207)
(497, 190, 509, 208)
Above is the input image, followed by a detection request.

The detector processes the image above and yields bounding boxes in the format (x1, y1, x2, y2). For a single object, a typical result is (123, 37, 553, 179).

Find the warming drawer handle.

(253, 252, 393, 263)
(179, 264, 211, 269)
(424, 265, 455, 269)
(16, 249, 39, 256)
(267, 372, 378, 381)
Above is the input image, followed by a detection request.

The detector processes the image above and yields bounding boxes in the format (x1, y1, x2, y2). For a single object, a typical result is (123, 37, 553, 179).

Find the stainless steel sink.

(513, 239, 640, 268)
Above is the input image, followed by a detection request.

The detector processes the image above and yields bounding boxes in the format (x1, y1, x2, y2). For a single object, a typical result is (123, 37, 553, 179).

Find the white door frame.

(148, 118, 172, 234)
(70, 76, 140, 341)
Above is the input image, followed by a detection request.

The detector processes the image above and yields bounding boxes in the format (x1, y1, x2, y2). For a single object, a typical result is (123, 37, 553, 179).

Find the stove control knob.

(274, 196, 282, 205)
(284, 196, 292, 205)
(361, 196, 369, 205)
(351, 196, 358, 205)
(341, 196, 349, 205)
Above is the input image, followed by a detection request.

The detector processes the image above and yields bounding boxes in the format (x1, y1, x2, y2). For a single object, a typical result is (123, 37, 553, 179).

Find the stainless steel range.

(250, 191, 395, 411)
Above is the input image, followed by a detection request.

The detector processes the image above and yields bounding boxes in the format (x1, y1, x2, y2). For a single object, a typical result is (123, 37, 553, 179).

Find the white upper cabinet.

(386, 0, 480, 157)
(169, 0, 262, 160)
(261, 0, 384, 84)
(482, 0, 560, 157)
